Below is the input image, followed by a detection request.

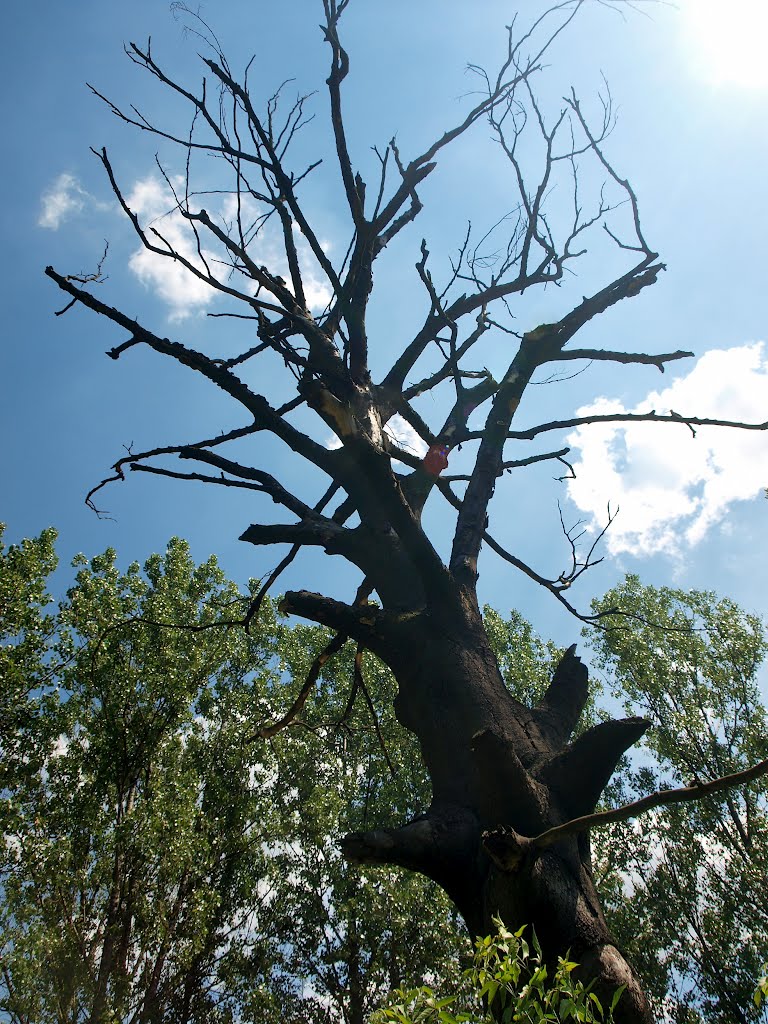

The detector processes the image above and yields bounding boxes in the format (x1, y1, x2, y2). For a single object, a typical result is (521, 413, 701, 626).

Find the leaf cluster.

(372, 919, 624, 1024)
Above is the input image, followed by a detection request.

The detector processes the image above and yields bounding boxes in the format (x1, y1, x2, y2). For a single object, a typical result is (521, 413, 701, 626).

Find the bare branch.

(43, 267, 340, 478)
(567, 86, 654, 257)
(201, 55, 345, 299)
(81, 423, 260, 515)
(555, 501, 618, 590)
(92, 146, 296, 318)
(499, 411, 768, 443)
(370, 5, 584, 242)
(503, 446, 571, 472)
(355, 645, 398, 777)
(444, 447, 570, 482)
(447, 259, 662, 592)
(321, 0, 365, 228)
(240, 520, 349, 553)
(242, 482, 341, 630)
(87, 54, 273, 170)
(131, 463, 291, 496)
(554, 348, 694, 372)
(278, 590, 402, 654)
(435, 478, 605, 624)
(531, 756, 768, 850)
(178, 449, 318, 518)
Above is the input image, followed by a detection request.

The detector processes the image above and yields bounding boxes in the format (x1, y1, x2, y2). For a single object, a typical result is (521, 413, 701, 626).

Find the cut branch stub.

(341, 804, 482, 917)
(539, 717, 650, 819)
(482, 825, 534, 872)
(533, 643, 588, 748)
(341, 819, 434, 871)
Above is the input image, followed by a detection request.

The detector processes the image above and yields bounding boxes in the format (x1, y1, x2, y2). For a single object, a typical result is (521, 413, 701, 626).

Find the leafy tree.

(587, 577, 768, 1023)
(0, 525, 59, 763)
(3, 530, 768, 1021)
(256, 639, 468, 1023)
(0, 527, 465, 1024)
(42, 3, 768, 1016)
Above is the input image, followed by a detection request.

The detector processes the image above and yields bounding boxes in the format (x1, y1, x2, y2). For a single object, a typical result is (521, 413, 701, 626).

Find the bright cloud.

(38, 173, 89, 229)
(302, 268, 333, 314)
(566, 343, 768, 558)
(126, 180, 334, 322)
(325, 415, 428, 457)
(126, 176, 219, 322)
(384, 415, 428, 458)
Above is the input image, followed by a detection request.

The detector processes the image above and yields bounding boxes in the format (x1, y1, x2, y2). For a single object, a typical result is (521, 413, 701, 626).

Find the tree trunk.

(346, 914, 365, 1024)
(334, 597, 653, 1023)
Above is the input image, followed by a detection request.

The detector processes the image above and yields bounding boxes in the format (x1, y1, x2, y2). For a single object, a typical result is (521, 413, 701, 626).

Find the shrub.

(371, 920, 623, 1023)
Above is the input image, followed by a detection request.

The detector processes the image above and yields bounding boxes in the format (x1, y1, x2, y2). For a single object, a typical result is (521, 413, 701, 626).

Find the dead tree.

(45, 3, 768, 1020)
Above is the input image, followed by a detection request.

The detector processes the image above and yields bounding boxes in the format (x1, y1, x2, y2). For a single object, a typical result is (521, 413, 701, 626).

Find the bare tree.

(45, 3, 768, 1021)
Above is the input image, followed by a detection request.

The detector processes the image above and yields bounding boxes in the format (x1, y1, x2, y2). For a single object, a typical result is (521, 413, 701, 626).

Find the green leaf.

(609, 985, 625, 1013)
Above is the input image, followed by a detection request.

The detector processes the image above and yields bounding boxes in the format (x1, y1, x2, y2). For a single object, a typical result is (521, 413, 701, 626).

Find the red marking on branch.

(422, 443, 450, 476)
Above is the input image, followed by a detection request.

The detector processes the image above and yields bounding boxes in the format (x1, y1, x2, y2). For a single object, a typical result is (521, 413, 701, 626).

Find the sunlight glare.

(682, 0, 768, 89)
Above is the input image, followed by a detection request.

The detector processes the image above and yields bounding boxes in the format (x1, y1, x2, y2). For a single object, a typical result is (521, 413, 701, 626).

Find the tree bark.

(334, 598, 653, 1023)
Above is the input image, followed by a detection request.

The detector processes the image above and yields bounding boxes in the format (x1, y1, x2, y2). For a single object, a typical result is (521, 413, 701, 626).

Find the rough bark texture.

(329, 599, 652, 1023)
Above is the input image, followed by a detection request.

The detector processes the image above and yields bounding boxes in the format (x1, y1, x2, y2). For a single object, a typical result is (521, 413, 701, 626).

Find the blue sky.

(2, 0, 768, 658)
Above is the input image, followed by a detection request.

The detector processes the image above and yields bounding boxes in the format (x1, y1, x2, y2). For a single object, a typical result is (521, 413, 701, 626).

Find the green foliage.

(257, 636, 466, 1022)
(587, 576, 768, 1022)
(483, 607, 562, 706)
(0, 523, 60, 765)
(0, 531, 465, 1024)
(372, 920, 623, 1024)
(4, 532, 767, 1024)
(756, 966, 768, 1009)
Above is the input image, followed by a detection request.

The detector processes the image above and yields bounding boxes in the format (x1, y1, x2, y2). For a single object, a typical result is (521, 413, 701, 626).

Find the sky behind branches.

(2, 0, 768, 654)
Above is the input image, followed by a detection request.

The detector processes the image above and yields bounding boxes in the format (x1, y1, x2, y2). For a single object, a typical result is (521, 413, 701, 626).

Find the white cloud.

(384, 415, 428, 458)
(125, 181, 335, 321)
(301, 266, 333, 314)
(566, 343, 768, 558)
(291, 218, 334, 313)
(38, 173, 89, 229)
(126, 176, 219, 322)
(325, 415, 428, 458)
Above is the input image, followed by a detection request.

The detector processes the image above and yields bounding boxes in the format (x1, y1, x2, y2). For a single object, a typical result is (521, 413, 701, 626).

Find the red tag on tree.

(422, 443, 449, 476)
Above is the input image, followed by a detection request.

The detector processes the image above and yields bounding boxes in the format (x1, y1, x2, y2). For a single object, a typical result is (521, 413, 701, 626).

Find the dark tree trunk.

(346, 914, 365, 1024)
(325, 595, 653, 1023)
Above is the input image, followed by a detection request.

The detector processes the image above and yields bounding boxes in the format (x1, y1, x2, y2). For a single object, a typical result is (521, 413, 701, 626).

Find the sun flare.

(682, 0, 768, 89)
